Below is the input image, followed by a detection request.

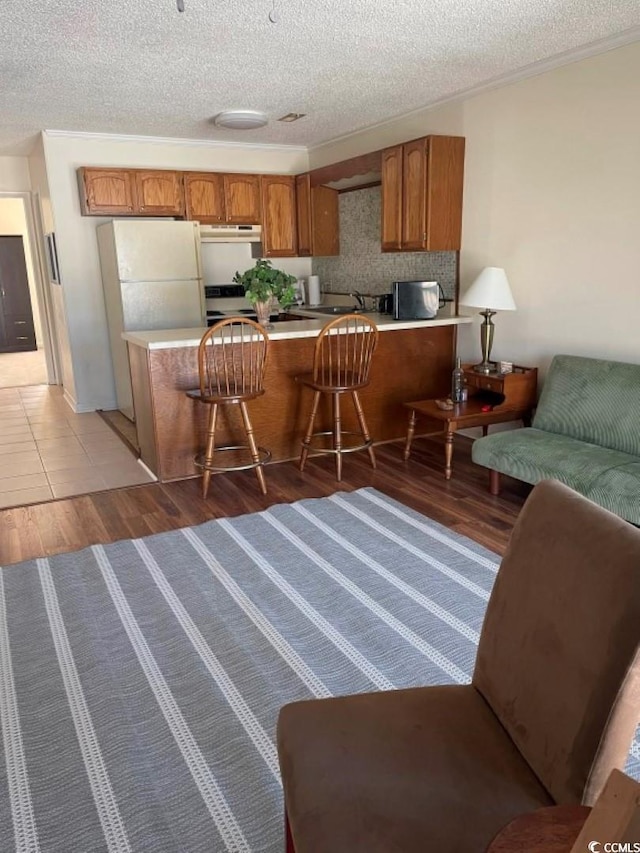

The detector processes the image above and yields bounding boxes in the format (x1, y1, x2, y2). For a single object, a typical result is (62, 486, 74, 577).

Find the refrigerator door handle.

(120, 277, 202, 284)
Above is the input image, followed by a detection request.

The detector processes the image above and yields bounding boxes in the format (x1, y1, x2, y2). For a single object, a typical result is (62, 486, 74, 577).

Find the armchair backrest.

(473, 479, 640, 805)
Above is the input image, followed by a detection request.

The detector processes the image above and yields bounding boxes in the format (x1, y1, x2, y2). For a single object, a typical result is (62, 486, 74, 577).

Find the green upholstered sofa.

(472, 354, 640, 524)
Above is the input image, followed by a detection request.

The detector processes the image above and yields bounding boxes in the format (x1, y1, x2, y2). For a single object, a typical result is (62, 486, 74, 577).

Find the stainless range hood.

(199, 224, 262, 243)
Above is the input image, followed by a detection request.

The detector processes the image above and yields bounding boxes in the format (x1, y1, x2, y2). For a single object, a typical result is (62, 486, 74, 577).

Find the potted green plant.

(233, 259, 297, 327)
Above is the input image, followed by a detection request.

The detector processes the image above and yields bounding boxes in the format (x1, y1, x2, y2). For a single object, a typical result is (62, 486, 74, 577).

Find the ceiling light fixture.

(268, 0, 279, 23)
(277, 113, 306, 122)
(214, 110, 269, 130)
(176, 0, 185, 11)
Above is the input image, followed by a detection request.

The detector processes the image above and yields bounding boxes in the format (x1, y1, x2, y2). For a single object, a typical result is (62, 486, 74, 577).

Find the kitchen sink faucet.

(350, 290, 366, 310)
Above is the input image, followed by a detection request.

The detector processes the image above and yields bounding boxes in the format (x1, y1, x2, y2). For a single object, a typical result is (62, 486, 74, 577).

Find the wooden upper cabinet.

(184, 172, 226, 223)
(261, 175, 297, 257)
(381, 135, 465, 252)
(78, 168, 136, 216)
(223, 174, 261, 224)
(133, 170, 184, 216)
(296, 175, 340, 257)
(380, 146, 403, 251)
(310, 185, 339, 256)
(295, 174, 312, 256)
(78, 167, 183, 217)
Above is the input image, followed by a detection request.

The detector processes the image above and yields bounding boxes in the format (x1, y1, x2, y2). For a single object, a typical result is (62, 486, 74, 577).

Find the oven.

(204, 284, 279, 326)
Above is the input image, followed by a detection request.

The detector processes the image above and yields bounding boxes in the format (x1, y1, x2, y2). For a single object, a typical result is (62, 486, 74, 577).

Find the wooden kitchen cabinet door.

(78, 168, 136, 216)
(295, 174, 312, 256)
(424, 135, 465, 251)
(380, 145, 404, 251)
(381, 135, 465, 252)
(223, 174, 262, 224)
(184, 172, 226, 223)
(402, 138, 429, 250)
(133, 170, 184, 216)
(296, 175, 339, 257)
(311, 185, 339, 256)
(261, 175, 297, 257)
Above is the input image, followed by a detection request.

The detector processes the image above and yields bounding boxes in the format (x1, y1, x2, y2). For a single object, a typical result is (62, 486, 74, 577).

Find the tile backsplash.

(312, 185, 457, 301)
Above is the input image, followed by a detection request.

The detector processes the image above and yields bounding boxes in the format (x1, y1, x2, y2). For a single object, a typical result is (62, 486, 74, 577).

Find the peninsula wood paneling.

(130, 326, 455, 482)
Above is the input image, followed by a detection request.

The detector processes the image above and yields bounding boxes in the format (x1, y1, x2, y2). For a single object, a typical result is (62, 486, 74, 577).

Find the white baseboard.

(62, 389, 118, 413)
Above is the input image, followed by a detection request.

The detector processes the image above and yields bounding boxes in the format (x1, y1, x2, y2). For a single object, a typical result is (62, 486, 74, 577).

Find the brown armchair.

(277, 480, 640, 852)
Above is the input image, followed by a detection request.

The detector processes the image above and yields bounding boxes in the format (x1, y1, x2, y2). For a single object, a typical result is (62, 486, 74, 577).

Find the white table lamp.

(461, 267, 516, 374)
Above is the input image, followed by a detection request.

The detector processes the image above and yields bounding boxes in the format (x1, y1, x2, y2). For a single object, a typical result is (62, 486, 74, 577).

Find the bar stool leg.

(352, 390, 376, 470)
(333, 391, 343, 481)
(202, 403, 218, 499)
(403, 409, 416, 461)
(300, 390, 321, 472)
(240, 401, 267, 495)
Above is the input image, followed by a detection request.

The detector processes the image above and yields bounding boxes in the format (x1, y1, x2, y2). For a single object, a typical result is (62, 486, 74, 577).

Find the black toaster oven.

(392, 280, 445, 320)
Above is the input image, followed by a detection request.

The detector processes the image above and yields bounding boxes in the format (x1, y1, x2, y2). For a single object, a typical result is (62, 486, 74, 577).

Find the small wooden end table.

(486, 804, 591, 852)
(404, 362, 537, 480)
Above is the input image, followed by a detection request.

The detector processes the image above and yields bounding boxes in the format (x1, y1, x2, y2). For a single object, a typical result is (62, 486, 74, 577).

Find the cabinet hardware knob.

(16, 336, 28, 340)
(15, 320, 26, 325)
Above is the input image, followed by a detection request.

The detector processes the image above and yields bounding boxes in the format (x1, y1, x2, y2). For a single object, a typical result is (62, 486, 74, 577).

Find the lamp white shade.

(461, 267, 516, 311)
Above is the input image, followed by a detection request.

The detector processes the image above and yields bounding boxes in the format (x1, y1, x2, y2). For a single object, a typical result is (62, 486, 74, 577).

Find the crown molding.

(42, 129, 307, 153)
(309, 26, 640, 155)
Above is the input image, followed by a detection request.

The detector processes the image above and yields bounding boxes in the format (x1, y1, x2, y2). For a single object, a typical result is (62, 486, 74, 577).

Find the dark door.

(0, 236, 37, 352)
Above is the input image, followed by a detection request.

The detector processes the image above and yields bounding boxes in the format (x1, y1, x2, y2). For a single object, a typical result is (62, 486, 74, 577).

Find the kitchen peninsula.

(124, 313, 472, 482)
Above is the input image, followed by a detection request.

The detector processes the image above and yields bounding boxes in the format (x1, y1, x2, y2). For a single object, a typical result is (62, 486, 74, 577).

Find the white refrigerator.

(97, 220, 205, 420)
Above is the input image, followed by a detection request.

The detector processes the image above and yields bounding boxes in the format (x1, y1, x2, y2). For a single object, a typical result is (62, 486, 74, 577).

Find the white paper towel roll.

(307, 275, 321, 306)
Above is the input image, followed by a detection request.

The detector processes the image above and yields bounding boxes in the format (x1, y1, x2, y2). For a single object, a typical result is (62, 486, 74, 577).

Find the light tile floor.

(0, 348, 48, 388)
(0, 385, 155, 509)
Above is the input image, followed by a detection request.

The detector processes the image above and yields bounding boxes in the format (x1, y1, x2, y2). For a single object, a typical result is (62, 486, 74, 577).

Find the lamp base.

(475, 310, 497, 376)
(473, 361, 496, 375)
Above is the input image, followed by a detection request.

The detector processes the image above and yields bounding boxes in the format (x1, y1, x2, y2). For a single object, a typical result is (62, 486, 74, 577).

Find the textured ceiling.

(1, 0, 639, 155)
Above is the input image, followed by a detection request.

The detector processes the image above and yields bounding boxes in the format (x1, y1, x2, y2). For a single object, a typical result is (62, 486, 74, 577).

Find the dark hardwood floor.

(0, 435, 531, 566)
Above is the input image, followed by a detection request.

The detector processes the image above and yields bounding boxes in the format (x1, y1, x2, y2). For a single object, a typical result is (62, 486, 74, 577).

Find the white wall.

(42, 133, 310, 411)
(0, 157, 31, 193)
(0, 198, 43, 345)
(310, 41, 640, 379)
(29, 137, 73, 398)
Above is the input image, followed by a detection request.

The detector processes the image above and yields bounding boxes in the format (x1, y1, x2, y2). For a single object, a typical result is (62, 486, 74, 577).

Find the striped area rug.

(0, 487, 637, 852)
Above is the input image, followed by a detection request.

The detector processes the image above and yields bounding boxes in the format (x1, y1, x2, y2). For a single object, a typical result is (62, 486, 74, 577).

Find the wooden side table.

(404, 362, 537, 479)
(486, 805, 591, 852)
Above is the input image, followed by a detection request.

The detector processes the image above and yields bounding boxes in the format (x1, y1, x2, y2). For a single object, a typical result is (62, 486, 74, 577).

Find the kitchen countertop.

(122, 310, 472, 350)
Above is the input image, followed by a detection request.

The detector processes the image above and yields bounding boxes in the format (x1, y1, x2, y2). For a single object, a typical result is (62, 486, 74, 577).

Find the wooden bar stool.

(296, 314, 379, 481)
(187, 318, 270, 498)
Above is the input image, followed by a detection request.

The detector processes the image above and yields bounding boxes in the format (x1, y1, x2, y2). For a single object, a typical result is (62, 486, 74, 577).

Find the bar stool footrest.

(195, 445, 271, 474)
(302, 430, 373, 456)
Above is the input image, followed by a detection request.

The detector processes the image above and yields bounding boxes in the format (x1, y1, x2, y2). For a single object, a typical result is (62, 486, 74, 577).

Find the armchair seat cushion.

(277, 684, 553, 853)
(471, 427, 639, 496)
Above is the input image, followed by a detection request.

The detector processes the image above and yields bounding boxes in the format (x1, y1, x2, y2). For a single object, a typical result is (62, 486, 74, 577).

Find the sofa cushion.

(471, 427, 639, 496)
(532, 355, 640, 456)
(585, 463, 640, 525)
